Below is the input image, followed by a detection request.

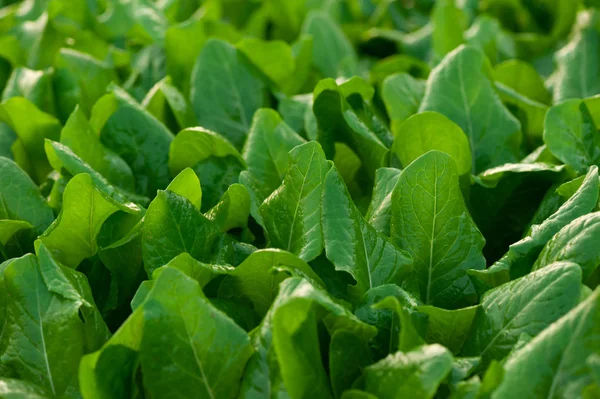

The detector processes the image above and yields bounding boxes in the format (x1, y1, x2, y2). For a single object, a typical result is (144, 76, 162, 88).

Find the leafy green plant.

(0, 0, 599, 398)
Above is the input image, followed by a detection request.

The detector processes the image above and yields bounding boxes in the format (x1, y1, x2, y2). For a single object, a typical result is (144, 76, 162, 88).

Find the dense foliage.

(0, 0, 599, 398)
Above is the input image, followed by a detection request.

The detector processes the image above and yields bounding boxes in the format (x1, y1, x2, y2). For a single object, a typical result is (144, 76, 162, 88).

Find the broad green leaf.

(313, 79, 389, 178)
(153, 252, 233, 288)
(431, 0, 466, 60)
(391, 151, 485, 308)
(370, 55, 430, 87)
(553, 10, 600, 103)
(462, 262, 582, 368)
(419, 45, 522, 173)
(381, 73, 426, 135)
(0, 157, 53, 235)
(365, 167, 402, 236)
(301, 11, 357, 78)
(239, 277, 375, 399)
(239, 108, 305, 224)
(53, 48, 118, 120)
(533, 212, 600, 280)
(374, 296, 427, 352)
(142, 185, 220, 275)
(81, 266, 253, 399)
(1, 249, 109, 398)
(418, 305, 479, 354)
(169, 127, 245, 211)
(329, 330, 372, 399)
(237, 38, 295, 88)
(393, 111, 472, 175)
(190, 38, 266, 149)
(0, 97, 61, 182)
(473, 166, 599, 290)
(271, 277, 375, 399)
(141, 76, 196, 133)
(44, 140, 148, 206)
(464, 15, 515, 64)
(322, 165, 412, 297)
(92, 85, 173, 198)
(164, 167, 202, 210)
(259, 141, 331, 262)
(355, 344, 454, 399)
(205, 183, 250, 233)
(139, 268, 253, 399)
(544, 99, 600, 174)
(493, 289, 600, 399)
(59, 106, 135, 192)
(355, 284, 422, 359)
(38, 173, 141, 268)
(165, 13, 208, 96)
(219, 248, 324, 316)
(494, 60, 551, 104)
(494, 82, 548, 144)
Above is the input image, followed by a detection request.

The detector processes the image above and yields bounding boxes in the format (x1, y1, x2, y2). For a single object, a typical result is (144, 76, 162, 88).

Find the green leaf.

(365, 167, 402, 236)
(38, 173, 142, 268)
(0, 157, 54, 235)
(44, 140, 148, 206)
(237, 38, 295, 89)
(313, 79, 389, 179)
(219, 249, 325, 317)
(418, 305, 479, 354)
(169, 127, 246, 211)
(59, 106, 135, 192)
(374, 296, 427, 352)
(301, 11, 356, 78)
(356, 344, 454, 399)
(381, 73, 426, 135)
(240, 108, 306, 224)
(462, 262, 582, 368)
(392, 111, 472, 175)
(92, 85, 174, 198)
(239, 276, 375, 398)
(153, 252, 233, 288)
(533, 212, 600, 280)
(419, 45, 522, 173)
(493, 289, 600, 399)
(1, 248, 109, 398)
(329, 330, 373, 399)
(141, 76, 196, 132)
(53, 48, 118, 120)
(0, 97, 61, 182)
(391, 151, 485, 308)
(553, 11, 600, 103)
(322, 165, 412, 298)
(142, 183, 220, 275)
(544, 99, 600, 174)
(431, 0, 466, 60)
(259, 141, 331, 262)
(190, 38, 266, 149)
(205, 183, 250, 233)
(494, 60, 551, 104)
(139, 267, 254, 399)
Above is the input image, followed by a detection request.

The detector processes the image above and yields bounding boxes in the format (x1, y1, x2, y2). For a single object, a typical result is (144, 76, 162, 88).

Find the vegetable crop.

(0, 0, 599, 398)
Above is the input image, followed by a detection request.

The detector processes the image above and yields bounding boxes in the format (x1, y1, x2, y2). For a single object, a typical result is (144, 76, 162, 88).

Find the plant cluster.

(0, 0, 599, 398)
